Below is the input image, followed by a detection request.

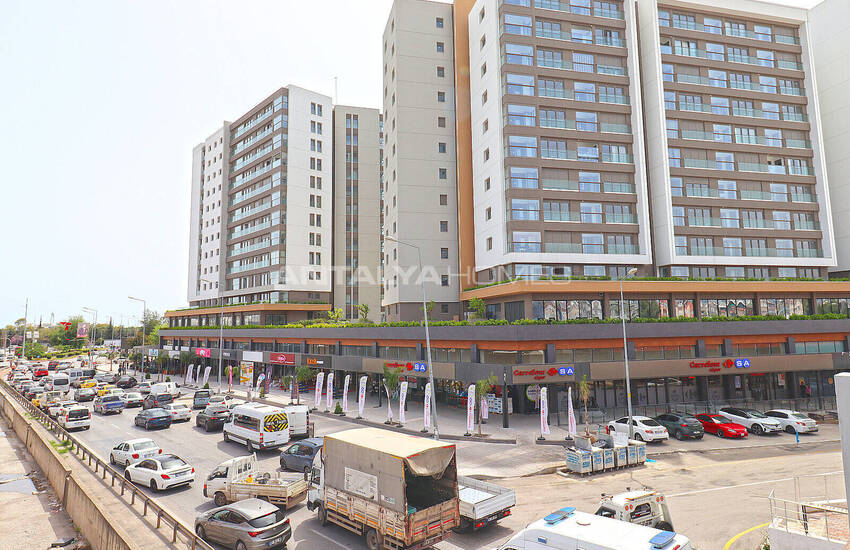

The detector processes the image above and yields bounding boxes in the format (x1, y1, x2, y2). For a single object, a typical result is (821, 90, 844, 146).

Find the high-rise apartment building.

(637, 0, 836, 280)
(332, 106, 383, 320)
(466, 0, 652, 290)
(382, 0, 462, 322)
(187, 86, 335, 323)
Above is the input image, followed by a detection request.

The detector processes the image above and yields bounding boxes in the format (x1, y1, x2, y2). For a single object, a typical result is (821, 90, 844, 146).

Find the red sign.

(270, 353, 295, 365)
(689, 360, 721, 373)
(195, 348, 211, 358)
(514, 368, 546, 381)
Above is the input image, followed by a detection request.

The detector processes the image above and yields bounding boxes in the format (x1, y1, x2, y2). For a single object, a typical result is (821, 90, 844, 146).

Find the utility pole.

(20, 298, 29, 362)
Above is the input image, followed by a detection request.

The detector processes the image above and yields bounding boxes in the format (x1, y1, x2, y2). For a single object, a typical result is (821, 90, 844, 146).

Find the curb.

(646, 437, 841, 457)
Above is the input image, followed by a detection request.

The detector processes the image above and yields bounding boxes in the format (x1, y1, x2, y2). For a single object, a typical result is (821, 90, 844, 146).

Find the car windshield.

(173, 404, 189, 410)
(641, 419, 661, 426)
(208, 406, 229, 414)
(134, 441, 157, 450)
(159, 456, 186, 470)
(102, 396, 120, 402)
(745, 410, 767, 418)
(247, 509, 286, 528)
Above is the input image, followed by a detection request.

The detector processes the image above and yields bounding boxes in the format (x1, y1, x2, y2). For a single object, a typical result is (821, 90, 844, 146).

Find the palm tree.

(578, 374, 592, 437)
(475, 375, 498, 435)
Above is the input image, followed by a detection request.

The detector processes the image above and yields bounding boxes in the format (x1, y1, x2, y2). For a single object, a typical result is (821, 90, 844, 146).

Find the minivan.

(66, 369, 85, 386)
(283, 405, 312, 438)
(57, 405, 91, 431)
(150, 382, 179, 398)
(44, 373, 71, 394)
(223, 403, 291, 452)
(143, 392, 174, 410)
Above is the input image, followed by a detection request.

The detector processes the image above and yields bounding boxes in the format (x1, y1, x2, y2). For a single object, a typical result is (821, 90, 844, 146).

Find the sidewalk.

(0, 415, 80, 549)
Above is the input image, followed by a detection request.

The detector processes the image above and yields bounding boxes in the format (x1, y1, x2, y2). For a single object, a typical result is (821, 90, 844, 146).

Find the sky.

(0, 0, 821, 327)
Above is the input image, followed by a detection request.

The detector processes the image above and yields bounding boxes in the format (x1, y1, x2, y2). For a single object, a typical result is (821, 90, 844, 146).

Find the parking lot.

(6, 360, 845, 550)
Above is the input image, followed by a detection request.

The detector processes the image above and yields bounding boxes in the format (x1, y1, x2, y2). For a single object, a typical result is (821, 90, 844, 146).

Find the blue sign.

(566, 366, 575, 376)
(734, 358, 751, 369)
(413, 362, 428, 373)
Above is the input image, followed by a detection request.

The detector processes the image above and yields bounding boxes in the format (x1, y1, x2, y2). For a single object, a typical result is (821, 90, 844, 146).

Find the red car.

(33, 367, 49, 378)
(695, 414, 748, 438)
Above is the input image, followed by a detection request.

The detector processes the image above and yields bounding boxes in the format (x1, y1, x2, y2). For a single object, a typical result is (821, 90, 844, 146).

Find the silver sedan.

(195, 498, 291, 550)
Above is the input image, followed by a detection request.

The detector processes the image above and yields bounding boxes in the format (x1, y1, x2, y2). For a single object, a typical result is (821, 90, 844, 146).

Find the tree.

(327, 308, 344, 322)
(423, 300, 435, 316)
(469, 298, 486, 320)
(156, 352, 169, 371)
(475, 375, 498, 435)
(356, 303, 370, 323)
(382, 365, 401, 424)
(578, 374, 592, 437)
(295, 366, 313, 405)
(24, 341, 46, 359)
(147, 323, 168, 346)
(178, 350, 193, 365)
(129, 352, 143, 369)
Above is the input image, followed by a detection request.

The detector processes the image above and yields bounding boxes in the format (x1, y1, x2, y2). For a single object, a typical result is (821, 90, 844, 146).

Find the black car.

(195, 405, 232, 432)
(654, 412, 705, 440)
(116, 376, 138, 389)
(74, 387, 97, 402)
(134, 408, 172, 430)
(143, 393, 173, 410)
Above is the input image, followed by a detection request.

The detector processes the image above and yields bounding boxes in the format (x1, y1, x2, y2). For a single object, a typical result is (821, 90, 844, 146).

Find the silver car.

(195, 498, 291, 550)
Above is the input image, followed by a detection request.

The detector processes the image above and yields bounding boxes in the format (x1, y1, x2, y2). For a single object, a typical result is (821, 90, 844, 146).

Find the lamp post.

(384, 235, 439, 440)
(201, 278, 225, 393)
(128, 296, 146, 377)
(19, 298, 28, 363)
(82, 307, 98, 369)
(619, 267, 638, 438)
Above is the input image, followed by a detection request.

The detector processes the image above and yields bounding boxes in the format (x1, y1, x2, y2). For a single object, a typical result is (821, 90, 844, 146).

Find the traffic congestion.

(3, 355, 824, 550)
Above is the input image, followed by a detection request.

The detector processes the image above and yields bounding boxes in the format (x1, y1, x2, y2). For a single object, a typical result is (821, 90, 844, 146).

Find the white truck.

(307, 427, 460, 550)
(594, 490, 674, 531)
(203, 454, 308, 509)
(457, 476, 516, 531)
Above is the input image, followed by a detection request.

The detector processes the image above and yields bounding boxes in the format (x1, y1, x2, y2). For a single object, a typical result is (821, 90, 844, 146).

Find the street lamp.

(384, 235, 439, 440)
(128, 296, 146, 376)
(619, 267, 638, 438)
(82, 307, 98, 369)
(201, 278, 225, 393)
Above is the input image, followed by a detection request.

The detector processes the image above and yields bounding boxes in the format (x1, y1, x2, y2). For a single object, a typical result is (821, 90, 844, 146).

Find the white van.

(283, 405, 312, 438)
(150, 382, 179, 398)
(56, 405, 91, 431)
(44, 373, 71, 394)
(223, 403, 291, 452)
(66, 369, 85, 386)
(498, 507, 691, 550)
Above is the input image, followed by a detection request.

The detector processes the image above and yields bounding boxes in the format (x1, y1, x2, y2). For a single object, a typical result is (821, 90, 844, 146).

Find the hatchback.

(74, 387, 97, 402)
(279, 438, 323, 472)
(143, 393, 173, 410)
(195, 498, 291, 550)
(653, 412, 704, 440)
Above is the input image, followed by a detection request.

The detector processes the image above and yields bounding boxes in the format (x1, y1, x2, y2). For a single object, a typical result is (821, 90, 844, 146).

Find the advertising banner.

(269, 353, 295, 365)
(342, 374, 351, 413)
(76, 323, 89, 338)
(399, 381, 408, 425)
(358, 376, 367, 417)
(242, 351, 263, 362)
(466, 384, 475, 433)
(256, 372, 266, 391)
(202, 366, 212, 388)
(239, 362, 254, 386)
(481, 396, 488, 420)
(540, 387, 550, 435)
(423, 383, 432, 428)
(104, 339, 121, 348)
(186, 365, 195, 386)
(195, 348, 211, 358)
(567, 386, 577, 437)
(326, 372, 335, 410)
(314, 372, 325, 409)
(228, 365, 233, 392)
(385, 383, 393, 422)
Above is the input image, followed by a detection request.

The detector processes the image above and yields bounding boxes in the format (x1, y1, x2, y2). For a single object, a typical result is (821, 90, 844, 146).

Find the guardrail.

(0, 378, 214, 550)
(768, 489, 849, 543)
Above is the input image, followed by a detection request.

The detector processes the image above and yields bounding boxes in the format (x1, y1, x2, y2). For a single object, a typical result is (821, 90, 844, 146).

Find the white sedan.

(48, 400, 77, 418)
(109, 438, 162, 467)
(764, 409, 819, 434)
(607, 416, 669, 442)
(163, 403, 192, 422)
(718, 407, 782, 435)
(124, 454, 195, 491)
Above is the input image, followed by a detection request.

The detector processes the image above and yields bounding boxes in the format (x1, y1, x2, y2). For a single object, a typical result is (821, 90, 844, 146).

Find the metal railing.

(0, 379, 213, 550)
(769, 490, 848, 543)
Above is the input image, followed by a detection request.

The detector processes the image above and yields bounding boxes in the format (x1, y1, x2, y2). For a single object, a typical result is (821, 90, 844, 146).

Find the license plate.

(268, 536, 283, 547)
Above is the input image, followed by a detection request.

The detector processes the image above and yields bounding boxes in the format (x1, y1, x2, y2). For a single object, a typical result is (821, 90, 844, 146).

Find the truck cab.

(595, 490, 674, 531)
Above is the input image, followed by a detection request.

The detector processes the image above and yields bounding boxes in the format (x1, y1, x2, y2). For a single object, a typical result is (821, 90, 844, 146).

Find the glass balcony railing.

(677, 74, 709, 86)
(672, 46, 708, 59)
(777, 60, 804, 71)
(543, 211, 581, 222)
(228, 259, 271, 274)
(684, 187, 719, 198)
(727, 53, 760, 65)
(230, 181, 274, 207)
(230, 158, 282, 189)
(233, 108, 273, 139)
(599, 93, 629, 104)
(791, 193, 817, 203)
(606, 213, 638, 224)
(783, 112, 809, 122)
(229, 220, 272, 240)
(742, 218, 775, 229)
(602, 153, 633, 164)
(533, 0, 624, 19)
(533, 28, 625, 48)
(681, 130, 714, 141)
(536, 58, 626, 76)
(227, 240, 271, 258)
(232, 126, 275, 156)
(775, 34, 800, 45)
(607, 244, 640, 254)
(538, 118, 631, 134)
(688, 216, 721, 227)
(780, 86, 805, 97)
(541, 178, 579, 191)
(230, 201, 272, 223)
(543, 242, 583, 253)
(678, 102, 712, 113)
(741, 190, 776, 201)
(729, 81, 760, 92)
(794, 220, 821, 230)
(788, 165, 812, 176)
(233, 142, 274, 172)
(605, 182, 635, 194)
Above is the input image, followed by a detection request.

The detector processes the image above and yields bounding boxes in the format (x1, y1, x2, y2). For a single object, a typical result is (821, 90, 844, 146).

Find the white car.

(49, 400, 77, 418)
(764, 409, 819, 434)
(607, 416, 669, 442)
(56, 405, 91, 431)
(163, 403, 192, 422)
(109, 438, 162, 467)
(123, 454, 195, 492)
(717, 407, 782, 435)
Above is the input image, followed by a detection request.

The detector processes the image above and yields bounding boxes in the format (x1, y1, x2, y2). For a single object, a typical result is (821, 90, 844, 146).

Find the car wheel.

(786, 425, 796, 434)
(145, 421, 150, 430)
(124, 471, 132, 482)
(317, 504, 328, 526)
(247, 441, 256, 453)
(195, 525, 206, 541)
(236, 542, 247, 550)
(364, 528, 380, 550)
(109, 454, 116, 466)
(150, 479, 158, 492)
(280, 458, 287, 471)
(214, 492, 227, 507)
(656, 521, 674, 532)
(674, 430, 684, 441)
(204, 422, 212, 433)
(223, 432, 230, 443)
(633, 433, 644, 442)
(751, 424, 763, 436)
(717, 430, 724, 438)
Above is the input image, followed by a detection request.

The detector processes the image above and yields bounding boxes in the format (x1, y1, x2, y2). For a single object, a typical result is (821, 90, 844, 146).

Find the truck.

(307, 427, 460, 550)
(456, 476, 515, 531)
(203, 454, 308, 509)
(594, 489, 674, 531)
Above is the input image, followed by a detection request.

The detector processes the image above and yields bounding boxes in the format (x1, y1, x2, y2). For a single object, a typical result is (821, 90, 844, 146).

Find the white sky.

(0, 0, 821, 326)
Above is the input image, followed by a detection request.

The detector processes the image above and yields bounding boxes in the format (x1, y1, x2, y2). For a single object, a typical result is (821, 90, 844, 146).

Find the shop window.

(816, 298, 850, 315)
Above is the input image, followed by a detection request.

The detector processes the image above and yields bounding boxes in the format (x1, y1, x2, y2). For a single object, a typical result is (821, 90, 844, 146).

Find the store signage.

(269, 353, 295, 365)
(222, 351, 233, 358)
(689, 358, 751, 373)
(195, 348, 211, 358)
(513, 365, 575, 382)
(306, 356, 325, 367)
(384, 361, 428, 374)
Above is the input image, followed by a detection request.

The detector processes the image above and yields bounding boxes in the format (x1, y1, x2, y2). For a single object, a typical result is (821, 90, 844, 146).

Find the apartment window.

(480, 35, 486, 49)
(486, 237, 492, 250)
(575, 111, 597, 132)
(482, 90, 488, 104)
(704, 17, 722, 34)
(718, 180, 737, 199)
(664, 91, 676, 110)
(675, 235, 688, 255)
(581, 233, 604, 253)
(776, 239, 794, 257)
(439, 194, 448, 205)
(757, 50, 775, 68)
(508, 135, 536, 157)
(437, 66, 445, 77)
(483, 148, 490, 161)
(506, 43, 533, 65)
(721, 208, 740, 228)
(572, 25, 593, 43)
(706, 43, 724, 61)
(441, 247, 449, 259)
(486, 207, 492, 220)
(575, 81, 595, 102)
(762, 103, 780, 120)
(668, 148, 681, 167)
(436, 42, 444, 53)
(773, 211, 791, 230)
(709, 70, 727, 88)
(482, 119, 489, 133)
(714, 124, 732, 143)
(573, 52, 594, 73)
(670, 177, 683, 196)
(437, 91, 446, 102)
(580, 202, 603, 223)
(504, 14, 532, 36)
(754, 25, 772, 42)
(578, 171, 600, 192)
(440, 221, 448, 232)
(481, 63, 487, 76)
(711, 97, 730, 115)
(436, 17, 444, 28)
(439, 168, 447, 180)
(507, 104, 535, 126)
(438, 142, 447, 153)
(759, 76, 777, 94)
(662, 64, 674, 82)
(672, 206, 685, 226)
(484, 177, 491, 190)
(658, 10, 671, 26)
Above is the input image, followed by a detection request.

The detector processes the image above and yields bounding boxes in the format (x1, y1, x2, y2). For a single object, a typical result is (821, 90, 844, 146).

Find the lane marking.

(667, 470, 842, 497)
(723, 522, 770, 550)
(309, 529, 350, 548)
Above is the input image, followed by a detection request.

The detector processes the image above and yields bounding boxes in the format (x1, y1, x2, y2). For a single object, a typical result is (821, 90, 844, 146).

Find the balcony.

(544, 242, 583, 253)
(780, 86, 805, 97)
(729, 81, 760, 92)
(227, 259, 271, 274)
(684, 187, 719, 198)
(233, 126, 275, 156)
(534, 28, 625, 48)
(227, 239, 271, 257)
(667, 19, 800, 46)
(233, 142, 275, 172)
(794, 220, 821, 230)
(231, 181, 274, 207)
(777, 60, 804, 71)
(536, 58, 626, 76)
(791, 193, 818, 203)
(606, 213, 638, 224)
(543, 211, 581, 222)
(678, 102, 712, 114)
(230, 201, 272, 223)
(607, 244, 640, 254)
(233, 108, 273, 139)
(775, 34, 801, 45)
(676, 74, 709, 86)
(672, 46, 708, 59)
(605, 182, 635, 193)
(538, 179, 635, 194)
(533, 0, 624, 19)
(230, 158, 282, 189)
(730, 107, 810, 123)
(229, 220, 272, 240)
(539, 117, 631, 134)
(684, 246, 823, 258)
(734, 136, 812, 149)
(681, 130, 714, 141)
(687, 216, 721, 227)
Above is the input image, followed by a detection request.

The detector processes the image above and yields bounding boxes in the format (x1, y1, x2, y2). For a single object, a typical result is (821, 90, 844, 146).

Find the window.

(482, 119, 489, 132)
(440, 221, 448, 232)
(505, 73, 534, 96)
(437, 91, 446, 102)
(580, 202, 602, 223)
(506, 43, 534, 65)
(483, 148, 490, 161)
(668, 148, 681, 167)
(437, 116, 446, 128)
(757, 49, 775, 68)
(721, 208, 740, 228)
(480, 35, 486, 49)
(714, 124, 732, 143)
(481, 63, 487, 76)
(776, 239, 794, 257)
(486, 237, 492, 250)
(436, 66, 445, 77)
(508, 135, 537, 157)
(666, 119, 679, 139)
(436, 42, 444, 53)
(576, 111, 598, 132)
(441, 275, 449, 287)
(486, 207, 492, 220)
(578, 171, 600, 192)
(704, 17, 722, 34)
(504, 14, 532, 36)
(706, 43, 724, 61)
(575, 82, 595, 102)
(581, 233, 604, 253)
(436, 17, 443, 28)
(571, 25, 593, 43)
(773, 211, 791, 230)
(754, 24, 772, 42)
(662, 63, 674, 82)
(573, 52, 594, 72)
(507, 104, 535, 126)
(438, 142, 447, 153)
(675, 235, 687, 254)
(512, 231, 541, 252)
(440, 247, 449, 259)
(718, 180, 737, 199)
(439, 168, 447, 180)
(484, 177, 491, 190)
(716, 151, 735, 170)
(670, 176, 683, 196)
(658, 10, 671, 26)
(711, 96, 729, 115)
(709, 70, 727, 88)
(482, 90, 488, 104)
(762, 102, 780, 120)
(759, 76, 777, 94)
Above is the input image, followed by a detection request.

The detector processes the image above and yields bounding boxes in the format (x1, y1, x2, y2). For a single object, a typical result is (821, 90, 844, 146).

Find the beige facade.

(332, 106, 383, 321)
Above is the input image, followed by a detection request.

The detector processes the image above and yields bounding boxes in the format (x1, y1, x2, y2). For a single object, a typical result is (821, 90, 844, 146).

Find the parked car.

(718, 407, 782, 435)
(93, 394, 124, 415)
(607, 416, 669, 442)
(116, 376, 138, 389)
(124, 454, 194, 492)
(194, 498, 291, 550)
(209, 394, 235, 408)
(764, 409, 819, 434)
(279, 438, 323, 472)
(74, 387, 97, 402)
(163, 403, 192, 422)
(138, 381, 152, 395)
(196, 405, 232, 432)
(123, 392, 144, 408)
(695, 414, 748, 438)
(653, 412, 704, 440)
(193, 389, 213, 409)
(109, 438, 161, 466)
(135, 408, 173, 430)
(143, 392, 173, 410)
